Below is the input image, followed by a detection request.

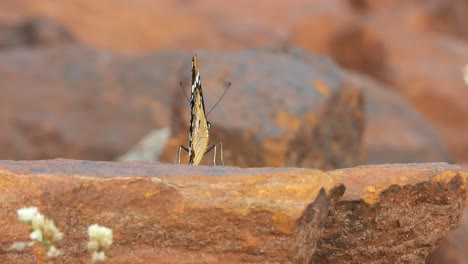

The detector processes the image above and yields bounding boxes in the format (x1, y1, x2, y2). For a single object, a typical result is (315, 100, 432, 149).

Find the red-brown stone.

(313, 163, 467, 263)
(0, 159, 344, 263)
(161, 48, 365, 169)
(0, 46, 366, 169)
(0, 160, 465, 263)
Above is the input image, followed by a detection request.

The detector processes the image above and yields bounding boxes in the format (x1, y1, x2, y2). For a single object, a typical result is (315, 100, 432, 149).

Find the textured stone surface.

(312, 163, 467, 263)
(0, 160, 466, 263)
(0, 46, 365, 169)
(0, 43, 453, 169)
(426, 206, 468, 264)
(161, 48, 365, 169)
(426, 164, 468, 264)
(0, 44, 450, 167)
(0, 159, 344, 263)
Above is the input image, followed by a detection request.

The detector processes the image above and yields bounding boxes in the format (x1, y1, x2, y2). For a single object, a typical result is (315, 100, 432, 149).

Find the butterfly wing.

(188, 55, 210, 165)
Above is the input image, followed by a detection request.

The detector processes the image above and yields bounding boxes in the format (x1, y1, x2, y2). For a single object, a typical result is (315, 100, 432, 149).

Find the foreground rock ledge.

(0, 159, 343, 263)
(315, 163, 467, 264)
(0, 160, 465, 264)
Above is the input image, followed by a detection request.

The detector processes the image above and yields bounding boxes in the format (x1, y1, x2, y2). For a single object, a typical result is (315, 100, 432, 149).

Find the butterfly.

(176, 54, 231, 165)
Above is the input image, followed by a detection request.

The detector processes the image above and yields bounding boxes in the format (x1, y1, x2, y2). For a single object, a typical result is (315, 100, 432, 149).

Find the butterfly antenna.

(179, 81, 190, 103)
(207, 82, 232, 117)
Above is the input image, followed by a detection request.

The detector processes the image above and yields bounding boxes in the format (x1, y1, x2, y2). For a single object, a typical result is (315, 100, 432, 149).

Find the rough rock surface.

(0, 159, 344, 263)
(313, 163, 467, 263)
(0, 46, 365, 169)
(0, 44, 450, 167)
(426, 206, 468, 264)
(426, 164, 468, 264)
(161, 48, 365, 169)
(0, 160, 466, 263)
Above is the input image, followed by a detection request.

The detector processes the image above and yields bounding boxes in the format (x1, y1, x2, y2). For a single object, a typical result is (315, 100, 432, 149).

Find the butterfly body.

(188, 55, 210, 165)
(176, 55, 224, 166)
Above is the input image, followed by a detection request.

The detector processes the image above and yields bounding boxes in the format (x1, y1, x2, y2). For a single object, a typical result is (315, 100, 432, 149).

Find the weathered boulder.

(277, 49, 451, 165)
(0, 159, 344, 263)
(161, 48, 365, 169)
(426, 164, 468, 264)
(426, 206, 468, 264)
(0, 160, 465, 263)
(312, 163, 467, 263)
(0, 42, 454, 168)
(0, 46, 365, 169)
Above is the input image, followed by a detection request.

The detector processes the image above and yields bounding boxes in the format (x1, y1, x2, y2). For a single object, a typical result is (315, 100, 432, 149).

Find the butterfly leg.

(205, 140, 224, 166)
(175, 145, 189, 164)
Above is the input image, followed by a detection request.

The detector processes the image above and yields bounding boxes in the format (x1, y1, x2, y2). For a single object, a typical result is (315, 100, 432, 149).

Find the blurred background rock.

(0, 1, 466, 262)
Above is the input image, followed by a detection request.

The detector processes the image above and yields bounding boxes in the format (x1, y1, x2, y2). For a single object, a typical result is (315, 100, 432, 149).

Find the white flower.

(47, 245, 61, 258)
(29, 229, 43, 242)
(53, 230, 64, 242)
(15, 206, 63, 260)
(17, 207, 39, 223)
(87, 240, 99, 251)
(31, 213, 45, 230)
(91, 251, 106, 263)
(42, 218, 63, 242)
(47, 246, 61, 258)
(88, 224, 113, 263)
(88, 224, 113, 250)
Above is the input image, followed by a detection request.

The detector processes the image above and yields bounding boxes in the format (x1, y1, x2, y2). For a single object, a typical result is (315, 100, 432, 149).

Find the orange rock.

(426, 205, 468, 264)
(0, 159, 344, 263)
(426, 164, 468, 264)
(161, 49, 365, 169)
(1, 160, 465, 263)
(312, 163, 467, 263)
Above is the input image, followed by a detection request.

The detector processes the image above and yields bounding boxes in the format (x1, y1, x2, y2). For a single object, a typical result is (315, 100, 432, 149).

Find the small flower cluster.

(87, 224, 113, 263)
(16, 207, 63, 259)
